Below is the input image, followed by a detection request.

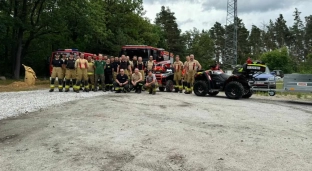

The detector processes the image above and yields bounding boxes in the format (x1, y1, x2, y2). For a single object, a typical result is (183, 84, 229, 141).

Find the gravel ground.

(0, 90, 108, 120)
(0, 90, 312, 171)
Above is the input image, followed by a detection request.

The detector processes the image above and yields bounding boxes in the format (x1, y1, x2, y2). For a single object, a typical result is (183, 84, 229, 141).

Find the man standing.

(114, 69, 129, 93)
(131, 56, 138, 71)
(183, 56, 190, 90)
(144, 70, 158, 95)
(94, 54, 106, 92)
(146, 56, 155, 71)
(49, 53, 64, 92)
(131, 68, 143, 93)
(185, 54, 201, 94)
(117, 55, 132, 78)
(64, 52, 76, 92)
(74, 53, 89, 93)
(104, 58, 114, 91)
(173, 55, 184, 93)
(112, 57, 119, 82)
(87, 56, 95, 91)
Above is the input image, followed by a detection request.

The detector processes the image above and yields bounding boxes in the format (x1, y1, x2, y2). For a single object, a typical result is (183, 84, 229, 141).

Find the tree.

(274, 14, 292, 48)
(248, 25, 263, 58)
(155, 6, 184, 55)
(289, 8, 305, 70)
(209, 22, 225, 63)
(260, 47, 292, 73)
(236, 17, 250, 64)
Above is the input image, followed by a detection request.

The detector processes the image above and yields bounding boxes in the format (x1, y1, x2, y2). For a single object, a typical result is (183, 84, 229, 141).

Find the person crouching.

(114, 69, 129, 93)
(144, 70, 158, 95)
(131, 68, 143, 93)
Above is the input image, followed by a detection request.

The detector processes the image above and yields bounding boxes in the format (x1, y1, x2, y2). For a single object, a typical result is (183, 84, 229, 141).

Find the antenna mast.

(224, 0, 238, 68)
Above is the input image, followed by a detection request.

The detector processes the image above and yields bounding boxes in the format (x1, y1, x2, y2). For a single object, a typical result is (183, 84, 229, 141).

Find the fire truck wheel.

(165, 80, 174, 92)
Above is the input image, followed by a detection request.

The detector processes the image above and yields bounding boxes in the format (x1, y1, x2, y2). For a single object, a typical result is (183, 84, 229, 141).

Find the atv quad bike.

(154, 61, 175, 92)
(193, 62, 267, 99)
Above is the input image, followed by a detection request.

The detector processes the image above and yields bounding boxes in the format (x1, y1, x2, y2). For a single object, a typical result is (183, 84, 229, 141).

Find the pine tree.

(248, 25, 263, 57)
(155, 6, 183, 55)
(290, 8, 305, 64)
(209, 22, 225, 63)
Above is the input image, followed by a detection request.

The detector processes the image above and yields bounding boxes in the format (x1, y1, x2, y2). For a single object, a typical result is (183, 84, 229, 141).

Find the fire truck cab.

(119, 45, 170, 63)
(49, 49, 93, 75)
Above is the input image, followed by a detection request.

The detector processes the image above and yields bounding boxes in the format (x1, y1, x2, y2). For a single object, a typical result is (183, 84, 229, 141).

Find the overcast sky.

(143, 0, 312, 32)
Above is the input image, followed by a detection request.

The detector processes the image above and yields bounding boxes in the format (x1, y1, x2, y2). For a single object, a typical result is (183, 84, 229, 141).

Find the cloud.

(178, 18, 194, 26)
(142, 0, 312, 32)
(202, 0, 311, 13)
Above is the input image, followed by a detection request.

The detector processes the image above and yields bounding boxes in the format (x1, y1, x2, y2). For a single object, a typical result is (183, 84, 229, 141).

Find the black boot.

(179, 80, 183, 93)
(49, 78, 55, 92)
(137, 86, 142, 94)
(185, 83, 191, 94)
(75, 80, 81, 93)
(149, 88, 152, 94)
(58, 79, 63, 92)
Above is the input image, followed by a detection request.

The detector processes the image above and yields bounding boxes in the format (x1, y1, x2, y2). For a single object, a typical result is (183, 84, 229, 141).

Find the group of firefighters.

(49, 52, 202, 95)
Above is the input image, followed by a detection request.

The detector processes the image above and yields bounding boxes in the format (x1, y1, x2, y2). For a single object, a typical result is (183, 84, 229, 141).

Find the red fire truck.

(119, 45, 170, 62)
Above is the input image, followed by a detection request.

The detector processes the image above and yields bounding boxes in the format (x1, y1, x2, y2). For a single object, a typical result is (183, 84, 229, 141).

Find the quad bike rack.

(251, 74, 312, 96)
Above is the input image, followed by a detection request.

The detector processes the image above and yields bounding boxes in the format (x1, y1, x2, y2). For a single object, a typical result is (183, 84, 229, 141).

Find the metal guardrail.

(251, 74, 312, 96)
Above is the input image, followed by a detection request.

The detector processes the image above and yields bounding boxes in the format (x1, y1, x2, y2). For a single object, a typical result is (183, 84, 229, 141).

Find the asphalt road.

(1, 92, 312, 171)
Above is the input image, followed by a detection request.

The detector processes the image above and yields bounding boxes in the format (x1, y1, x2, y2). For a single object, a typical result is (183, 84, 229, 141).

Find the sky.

(142, 0, 312, 32)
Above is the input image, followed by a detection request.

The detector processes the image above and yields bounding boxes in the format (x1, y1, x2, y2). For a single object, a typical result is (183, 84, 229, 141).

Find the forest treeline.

(0, 0, 311, 79)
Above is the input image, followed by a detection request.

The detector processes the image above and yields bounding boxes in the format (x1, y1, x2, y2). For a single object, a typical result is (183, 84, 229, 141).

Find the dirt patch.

(0, 80, 48, 92)
(9, 81, 29, 87)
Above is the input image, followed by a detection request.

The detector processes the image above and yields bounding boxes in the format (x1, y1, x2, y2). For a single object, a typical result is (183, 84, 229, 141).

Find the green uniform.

(94, 60, 106, 91)
(94, 61, 106, 74)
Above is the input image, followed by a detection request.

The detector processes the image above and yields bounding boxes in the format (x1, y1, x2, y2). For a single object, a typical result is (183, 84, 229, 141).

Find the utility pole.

(224, 0, 238, 69)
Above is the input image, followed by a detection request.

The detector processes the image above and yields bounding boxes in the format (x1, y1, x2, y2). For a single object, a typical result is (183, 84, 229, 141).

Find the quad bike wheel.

(165, 80, 174, 92)
(242, 89, 253, 98)
(159, 87, 165, 91)
(193, 80, 208, 96)
(208, 91, 219, 96)
(225, 81, 244, 99)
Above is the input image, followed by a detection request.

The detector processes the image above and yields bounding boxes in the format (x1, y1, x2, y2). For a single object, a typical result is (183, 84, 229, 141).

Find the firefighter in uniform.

(104, 58, 114, 91)
(185, 54, 201, 94)
(64, 52, 76, 92)
(134, 56, 145, 79)
(146, 56, 155, 71)
(49, 53, 64, 92)
(131, 56, 138, 70)
(183, 56, 190, 90)
(74, 53, 89, 93)
(172, 55, 184, 93)
(117, 55, 132, 78)
(61, 54, 67, 88)
(114, 69, 129, 93)
(131, 68, 143, 93)
(87, 56, 95, 91)
(144, 70, 158, 95)
(112, 57, 119, 82)
(94, 54, 106, 92)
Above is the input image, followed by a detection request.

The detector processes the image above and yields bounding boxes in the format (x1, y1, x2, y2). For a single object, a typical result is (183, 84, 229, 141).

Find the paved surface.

(1, 92, 312, 171)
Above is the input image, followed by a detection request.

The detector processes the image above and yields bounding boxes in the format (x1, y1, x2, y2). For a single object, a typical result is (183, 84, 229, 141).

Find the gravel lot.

(0, 90, 312, 171)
